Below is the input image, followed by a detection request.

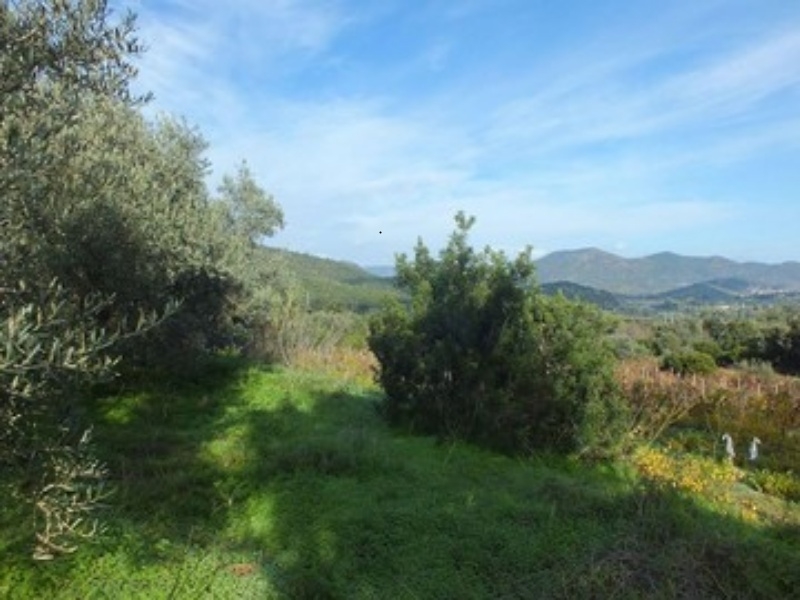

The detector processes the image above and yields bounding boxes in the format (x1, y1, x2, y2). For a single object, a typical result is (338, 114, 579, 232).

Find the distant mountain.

(275, 247, 800, 314)
(651, 278, 751, 302)
(535, 248, 800, 296)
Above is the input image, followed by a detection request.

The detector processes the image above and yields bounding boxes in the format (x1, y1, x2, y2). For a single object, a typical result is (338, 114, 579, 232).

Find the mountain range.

(533, 249, 800, 296)
(365, 248, 800, 311)
(266, 247, 800, 313)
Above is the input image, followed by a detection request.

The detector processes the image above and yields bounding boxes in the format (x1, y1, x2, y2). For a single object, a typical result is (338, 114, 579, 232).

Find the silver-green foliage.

(2, 1, 284, 360)
(1, 0, 284, 555)
(0, 281, 158, 558)
(1, 1, 144, 556)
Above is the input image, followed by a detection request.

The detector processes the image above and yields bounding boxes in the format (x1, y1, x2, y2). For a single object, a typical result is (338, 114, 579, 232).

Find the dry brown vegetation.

(618, 358, 800, 471)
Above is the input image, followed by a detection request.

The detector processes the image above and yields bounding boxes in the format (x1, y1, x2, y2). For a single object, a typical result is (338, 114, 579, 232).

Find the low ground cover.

(1, 355, 797, 598)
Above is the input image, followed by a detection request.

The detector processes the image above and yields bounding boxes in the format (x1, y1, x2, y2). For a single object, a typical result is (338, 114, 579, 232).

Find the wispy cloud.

(132, 0, 353, 115)
(127, 0, 800, 263)
(485, 26, 800, 159)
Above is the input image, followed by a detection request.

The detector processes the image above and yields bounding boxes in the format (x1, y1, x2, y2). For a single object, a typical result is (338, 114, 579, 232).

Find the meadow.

(1, 353, 798, 599)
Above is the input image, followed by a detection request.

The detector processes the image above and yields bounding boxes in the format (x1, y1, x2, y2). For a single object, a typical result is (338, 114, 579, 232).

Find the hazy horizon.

(269, 244, 800, 270)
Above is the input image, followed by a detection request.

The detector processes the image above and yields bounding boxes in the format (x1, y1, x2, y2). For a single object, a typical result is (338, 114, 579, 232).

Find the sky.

(122, 0, 800, 265)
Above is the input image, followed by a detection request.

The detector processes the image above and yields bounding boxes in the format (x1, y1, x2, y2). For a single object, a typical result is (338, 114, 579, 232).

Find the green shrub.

(703, 316, 764, 366)
(369, 213, 627, 456)
(762, 317, 800, 375)
(692, 339, 723, 363)
(661, 350, 717, 376)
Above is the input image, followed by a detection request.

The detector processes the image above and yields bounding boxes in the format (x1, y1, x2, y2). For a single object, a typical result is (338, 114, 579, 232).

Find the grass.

(1, 356, 799, 599)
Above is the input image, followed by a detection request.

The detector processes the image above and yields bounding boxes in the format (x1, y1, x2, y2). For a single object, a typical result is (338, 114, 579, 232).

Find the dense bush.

(661, 350, 718, 376)
(702, 316, 763, 366)
(699, 310, 800, 374)
(761, 316, 800, 375)
(369, 213, 627, 455)
(648, 318, 704, 358)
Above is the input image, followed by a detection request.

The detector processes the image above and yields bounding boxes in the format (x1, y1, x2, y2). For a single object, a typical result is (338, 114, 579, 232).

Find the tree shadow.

(229, 385, 391, 597)
(88, 355, 259, 548)
(229, 390, 800, 599)
(15, 361, 798, 599)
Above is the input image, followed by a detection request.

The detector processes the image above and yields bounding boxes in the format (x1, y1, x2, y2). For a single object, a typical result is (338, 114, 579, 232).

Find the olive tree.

(1, 0, 285, 555)
(1, 0, 152, 558)
(0, 281, 160, 559)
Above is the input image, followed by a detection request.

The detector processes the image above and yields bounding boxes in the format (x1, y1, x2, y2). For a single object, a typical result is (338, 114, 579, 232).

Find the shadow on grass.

(0, 354, 263, 596)
(77, 355, 262, 552)
(228, 387, 394, 597)
(6, 360, 798, 599)
(222, 384, 800, 599)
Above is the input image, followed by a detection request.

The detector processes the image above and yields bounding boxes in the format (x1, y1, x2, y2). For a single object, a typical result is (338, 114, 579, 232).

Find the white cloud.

(126, 0, 800, 263)
(671, 29, 800, 114)
(132, 0, 353, 115)
(485, 26, 800, 159)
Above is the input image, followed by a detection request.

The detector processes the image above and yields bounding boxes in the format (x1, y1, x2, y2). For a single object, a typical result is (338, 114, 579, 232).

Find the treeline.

(1, 0, 288, 558)
(646, 309, 800, 376)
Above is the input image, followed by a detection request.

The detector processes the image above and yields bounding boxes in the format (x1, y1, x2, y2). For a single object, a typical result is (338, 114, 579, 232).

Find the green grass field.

(1, 357, 798, 599)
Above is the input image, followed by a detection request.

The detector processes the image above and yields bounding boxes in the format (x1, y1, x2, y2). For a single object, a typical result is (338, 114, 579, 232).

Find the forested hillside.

(262, 247, 401, 312)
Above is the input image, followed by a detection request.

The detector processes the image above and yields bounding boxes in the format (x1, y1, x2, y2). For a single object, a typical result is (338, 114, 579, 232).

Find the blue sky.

(124, 0, 800, 265)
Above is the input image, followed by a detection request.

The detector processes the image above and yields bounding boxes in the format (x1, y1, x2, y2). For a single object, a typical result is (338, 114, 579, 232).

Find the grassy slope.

(1, 359, 798, 599)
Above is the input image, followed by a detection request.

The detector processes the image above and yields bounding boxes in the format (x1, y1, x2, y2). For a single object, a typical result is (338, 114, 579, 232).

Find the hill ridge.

(535, 248, 800, 296)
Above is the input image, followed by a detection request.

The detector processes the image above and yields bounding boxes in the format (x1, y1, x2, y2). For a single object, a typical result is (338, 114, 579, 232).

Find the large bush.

(369, 214, 627, 455)
(661, 350, 717, 376)
(702, 316, 763, 366)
